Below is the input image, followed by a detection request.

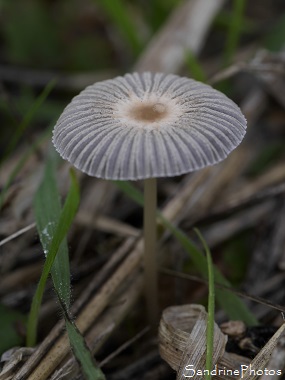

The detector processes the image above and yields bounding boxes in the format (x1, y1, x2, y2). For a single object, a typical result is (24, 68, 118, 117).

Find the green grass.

(0, 304, 26, 355)
(140, 0, 181, 33)
(28, 155, 105, 379)
(1, 80, 56, 164)
(194, 228, 215, 380)
(224, 0, 247, 65)
(57, 293, 106, 380)
(184, 49, 207, 82)
(94, 0, 143, 56)
(265, 13, 285, 51)
(27, 161, 79, 346)
(0, 78, 57, 211)
(246, 142, 285, 178)
(34, 153, 72, 309)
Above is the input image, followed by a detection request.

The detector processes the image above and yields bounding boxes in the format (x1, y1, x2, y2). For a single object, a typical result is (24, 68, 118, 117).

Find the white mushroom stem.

(144, 177, 158, 329)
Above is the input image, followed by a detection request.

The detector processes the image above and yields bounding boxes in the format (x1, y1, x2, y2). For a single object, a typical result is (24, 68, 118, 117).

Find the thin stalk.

(143, 177, 158, 330)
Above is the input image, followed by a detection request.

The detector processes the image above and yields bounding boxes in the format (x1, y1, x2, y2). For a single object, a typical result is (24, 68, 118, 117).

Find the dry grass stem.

(241, 323, 285, 380)
(76, 213, 140, 238)
(135, 0, 225, 73)
(259, 330, 285, 380)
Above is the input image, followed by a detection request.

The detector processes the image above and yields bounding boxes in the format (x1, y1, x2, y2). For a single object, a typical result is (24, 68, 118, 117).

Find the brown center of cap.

(128, 102, 168, 122)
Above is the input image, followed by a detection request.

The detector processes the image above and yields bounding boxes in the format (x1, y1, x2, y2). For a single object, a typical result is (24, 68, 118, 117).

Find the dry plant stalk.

(159, 304, 250, 380)
(259, 330, 285, 380)
(0, 348, 35, 380)
(213, 162, 285, 214)
(241, 323, 285, 380)
(135, 0, 225, 72)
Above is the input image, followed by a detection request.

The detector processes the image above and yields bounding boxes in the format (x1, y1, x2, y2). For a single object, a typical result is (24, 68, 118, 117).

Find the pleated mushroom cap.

(52, 72, 247, 180)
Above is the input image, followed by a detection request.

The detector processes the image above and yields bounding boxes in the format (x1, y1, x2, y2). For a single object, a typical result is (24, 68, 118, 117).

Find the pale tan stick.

(172, 146, 252, 230)
(135, 0, 225, 73)
(76, 213, 140, 238)
(259, 330, 285, 380)
(212, 161, 285, 215)
(199, 201, 275, 248)
(0, 263, 43, 295)
(0, 213, 138, 250)
(0, 222, 35, 247)
(241, 323, 285, 380)
(98, 327, 149, 368)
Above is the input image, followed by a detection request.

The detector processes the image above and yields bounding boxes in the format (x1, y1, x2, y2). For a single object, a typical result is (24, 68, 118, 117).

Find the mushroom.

(52, 72, 247, 329)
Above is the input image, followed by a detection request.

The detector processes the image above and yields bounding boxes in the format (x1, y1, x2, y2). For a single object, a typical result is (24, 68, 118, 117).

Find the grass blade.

(57, 294, 106, 380)
(31, 155, 105, 378)
(1, 79, 56, 163)
(161, 215, 257, 324)
(0, 304, 26, 355)
(94, 0, 143, 56)
(27, 165, 80, 346)
(224, 0, 247, 65)
(184, 49, 207, 83)
(34, 153, 71, 307)
(114, 180, 144, 207)
(194, 228, 215, 380)
(65, 319, 106, 380)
